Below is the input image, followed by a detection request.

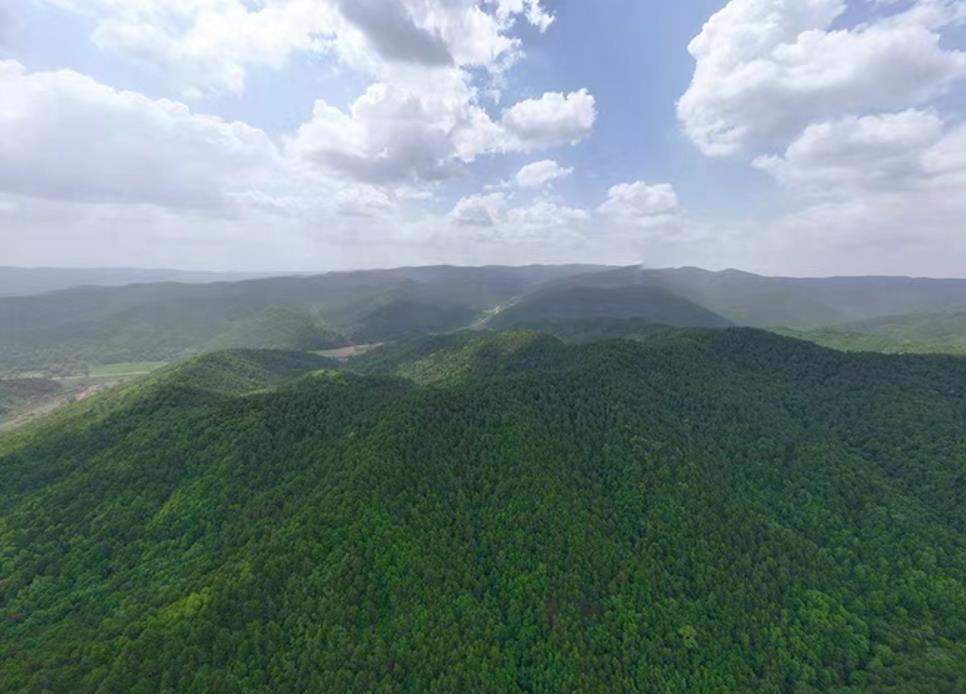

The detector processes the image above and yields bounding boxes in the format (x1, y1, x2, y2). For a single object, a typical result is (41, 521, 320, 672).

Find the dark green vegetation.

(5, 264, 966, 371)
(203, 307, 343, 352)
(486, 285, 732, 330)
(2, 330, 965, 692)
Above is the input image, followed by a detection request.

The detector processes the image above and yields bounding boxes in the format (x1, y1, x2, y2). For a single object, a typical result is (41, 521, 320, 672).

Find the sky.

(1, 0, 966, 276)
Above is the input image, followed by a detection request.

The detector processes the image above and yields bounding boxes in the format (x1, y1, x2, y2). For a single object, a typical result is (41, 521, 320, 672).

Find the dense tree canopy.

(1, 332, 964, 692)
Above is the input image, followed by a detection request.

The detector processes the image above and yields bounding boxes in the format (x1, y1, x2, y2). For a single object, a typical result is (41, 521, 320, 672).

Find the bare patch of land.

(314, 343, 384, 361)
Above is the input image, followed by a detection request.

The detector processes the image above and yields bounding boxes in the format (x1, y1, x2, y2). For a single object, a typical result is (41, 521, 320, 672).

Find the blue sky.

(1, 0, 966, 275)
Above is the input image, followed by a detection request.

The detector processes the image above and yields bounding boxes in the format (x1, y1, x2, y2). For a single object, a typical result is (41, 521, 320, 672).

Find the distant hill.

(349, 300, 481, 342)
(547, 266, 966, 328)
(842, 311, 966, 347)
(1, 330, 964, 691)
(0, 265, 604, 370)
(775, 311, 966, 356)
(5, 264, 966, 371)
(204, 307, 344, 352)
(0, 267, 275, 297)
(486, 284, 733, 330)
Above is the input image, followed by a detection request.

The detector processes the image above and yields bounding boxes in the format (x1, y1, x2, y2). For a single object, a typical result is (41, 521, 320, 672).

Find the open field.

(314, 343, 383, 361)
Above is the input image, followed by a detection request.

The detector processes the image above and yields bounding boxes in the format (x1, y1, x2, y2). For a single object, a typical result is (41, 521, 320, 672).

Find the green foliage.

(774, 311, 966, 357)
(486, 284, 732, 330)
(204, 306, 345, 352)
(349, 300, 480, 342)
(772, 327, 966, 356)
(1, 330, 965, 692)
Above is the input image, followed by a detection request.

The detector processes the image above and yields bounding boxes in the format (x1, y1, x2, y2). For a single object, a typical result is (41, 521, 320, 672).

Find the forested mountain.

(4, 264, 966, 371)
(543, 266, 966, 328)
(0, 265, 603, 370)
(485, 284, 732, 330)
(0, 267, 274, 298)
(2, 330, 964, 692)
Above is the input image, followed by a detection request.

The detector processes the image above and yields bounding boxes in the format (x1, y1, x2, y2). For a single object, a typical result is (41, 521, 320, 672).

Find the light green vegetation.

(773, 312, 966, 356)
(83, 361, 170, 378)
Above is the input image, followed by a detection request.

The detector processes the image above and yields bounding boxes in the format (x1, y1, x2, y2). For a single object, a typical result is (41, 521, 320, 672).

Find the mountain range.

(5, 265, 966, 372)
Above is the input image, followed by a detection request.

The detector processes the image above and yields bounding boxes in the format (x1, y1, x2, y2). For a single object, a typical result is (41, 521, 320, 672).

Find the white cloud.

(488, 0, 555, 32)
(288, 84, 596, 183)
(923, 122, 966, 183)
(335, 185, 397, 217)
(515, 159, 574, 188)
(504, 200, 590, 240)
(450, 192, 508, 226)
(752, 110, 952, 193)
(678, 0, 966, 156)
(88, 1, 338, 96)
(752, 107, 966, 200)
(0, 60, 280, 211)
(500, 89, 597, 150)
(598, 181, 680, 228)
(45, 0, 555, 95)
(286, 81, 466, 184)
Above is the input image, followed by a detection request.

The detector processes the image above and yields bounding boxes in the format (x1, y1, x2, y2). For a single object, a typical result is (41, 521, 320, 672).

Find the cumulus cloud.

(46, 0, 555, 94)
(678, 0, 966, 156)
(752, 110, 952, 193)
(288, 85, 596, 183)
(450, 193, 508, 226)
(336, 185, 398, 217)
(504, 200, 590, 240)
(337, 0, 453, 67)
(0, 60, 280, 210)
(598, 181, 680, 228)
(500, 89, 597, 150)
(515, 160, 574, 188)
(287, 82, 465, 184)
(488, 0, 555, 31)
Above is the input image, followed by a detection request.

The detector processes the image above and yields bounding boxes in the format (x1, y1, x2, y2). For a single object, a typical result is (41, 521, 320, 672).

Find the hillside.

(486, 284, 732, 330)
(0, 265, 602, 370)
(5, 265, 966, 371)
(348, 300, 480, 342)
(545, 266, 966, 328)
(0, 378, 62, 419)
(203, 307, 344, 352)
(1, 331, 964, 691)
(773, 312, 966, 356)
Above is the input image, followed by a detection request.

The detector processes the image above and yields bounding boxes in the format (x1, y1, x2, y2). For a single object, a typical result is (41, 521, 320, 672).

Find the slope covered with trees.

(543, 266, 966, 329)
(1, 330, 964, 692)
(486, 285, 732, 330)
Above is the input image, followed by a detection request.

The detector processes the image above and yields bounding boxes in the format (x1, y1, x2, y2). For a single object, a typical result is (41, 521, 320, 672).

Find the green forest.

(1, 330, 964, 692)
